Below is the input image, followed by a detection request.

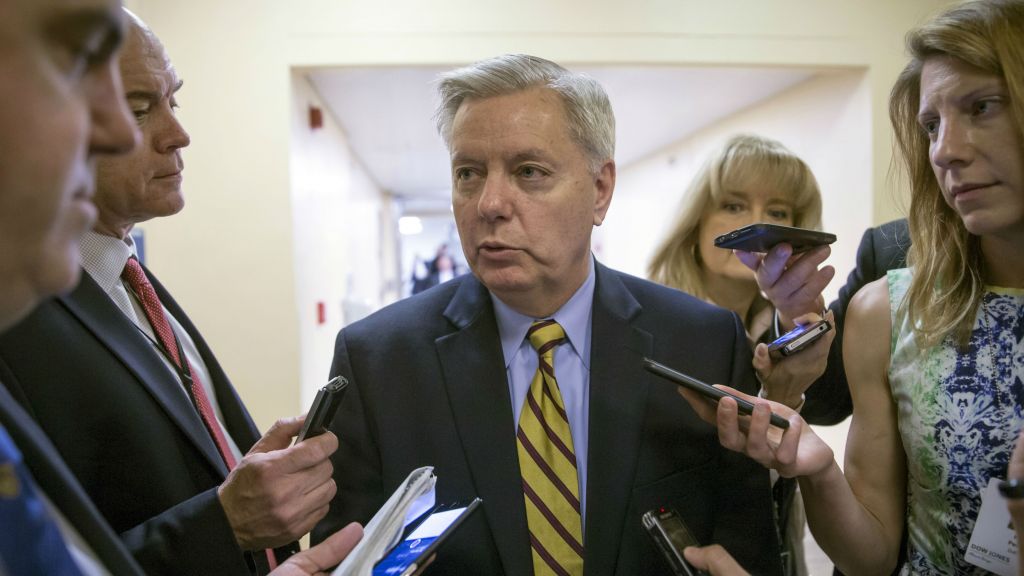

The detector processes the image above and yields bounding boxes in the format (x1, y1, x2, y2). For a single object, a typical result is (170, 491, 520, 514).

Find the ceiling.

(307, 65, 816, 203)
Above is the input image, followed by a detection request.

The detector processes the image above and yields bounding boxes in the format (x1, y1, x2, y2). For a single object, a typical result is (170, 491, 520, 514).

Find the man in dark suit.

(0, 0, 142, 572)
(0, 11, 338, 576)
(735, 218, 911, 423)
(312, 54, 781, 575)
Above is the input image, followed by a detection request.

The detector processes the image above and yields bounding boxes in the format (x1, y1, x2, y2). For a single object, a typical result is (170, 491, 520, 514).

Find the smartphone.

(713, 223, 836, 254)
(642, 507, 709, 576)
(372, 498, 483, 576)
(642, 358, 789, 429)
(767, 318, 832, 360)
(295, 375, 349, 444)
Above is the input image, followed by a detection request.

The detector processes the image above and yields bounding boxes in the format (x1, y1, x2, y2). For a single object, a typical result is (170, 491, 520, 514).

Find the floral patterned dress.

(888, 268, 1024, 574)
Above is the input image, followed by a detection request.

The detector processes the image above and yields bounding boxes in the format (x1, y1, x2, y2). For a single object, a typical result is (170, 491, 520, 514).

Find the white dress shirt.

(491, 257, 596, 522)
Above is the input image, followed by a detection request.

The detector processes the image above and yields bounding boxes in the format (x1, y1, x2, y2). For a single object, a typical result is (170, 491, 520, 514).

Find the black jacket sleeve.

(801, 219, 909, 425)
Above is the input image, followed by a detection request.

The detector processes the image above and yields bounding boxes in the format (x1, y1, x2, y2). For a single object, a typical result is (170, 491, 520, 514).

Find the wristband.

(1000, 479, 1024, 499)
(772, 307, 829, 338)
(758, 387, 805, 413)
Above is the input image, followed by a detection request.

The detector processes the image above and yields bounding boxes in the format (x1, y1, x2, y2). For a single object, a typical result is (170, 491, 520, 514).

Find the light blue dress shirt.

(490, 258, 595, 522)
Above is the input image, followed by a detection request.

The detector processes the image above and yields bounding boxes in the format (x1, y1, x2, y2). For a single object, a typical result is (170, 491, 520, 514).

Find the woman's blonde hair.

(648, 134, 823, 318)
(890, 0, 1024, 348)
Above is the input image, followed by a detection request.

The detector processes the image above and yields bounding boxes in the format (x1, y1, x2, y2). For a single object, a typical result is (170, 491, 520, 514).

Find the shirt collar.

(491, 256, 596, 370)
(79, 231, 138, 293)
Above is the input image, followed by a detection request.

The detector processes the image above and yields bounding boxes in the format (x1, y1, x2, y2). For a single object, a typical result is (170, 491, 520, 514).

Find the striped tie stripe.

(528, 534, 574, 576)
(517, 428, 581, 512)
(517, 320, 584, 576)
(524, 389, 577, 468)
(522, 481, 585, 554)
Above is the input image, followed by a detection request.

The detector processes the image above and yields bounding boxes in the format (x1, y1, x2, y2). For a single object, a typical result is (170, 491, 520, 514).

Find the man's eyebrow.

(126, 81, 184, 102)
(125, 89, 158, 101)
(450, 151, 480, 165)
(509, 149, 556, 164)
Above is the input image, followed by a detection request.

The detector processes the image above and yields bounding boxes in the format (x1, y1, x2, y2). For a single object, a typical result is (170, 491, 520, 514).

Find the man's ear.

(593, 160, 615, 226)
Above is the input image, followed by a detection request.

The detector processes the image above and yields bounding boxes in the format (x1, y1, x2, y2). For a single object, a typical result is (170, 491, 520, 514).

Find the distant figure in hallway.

(411, 243, 467, 294)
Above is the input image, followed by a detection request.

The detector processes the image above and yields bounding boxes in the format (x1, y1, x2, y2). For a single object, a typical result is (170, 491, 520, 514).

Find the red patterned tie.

(122, 258, 279, 569)
(121, 257, 238, 469)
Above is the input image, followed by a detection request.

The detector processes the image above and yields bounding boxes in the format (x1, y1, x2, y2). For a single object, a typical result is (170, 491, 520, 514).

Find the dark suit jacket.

(0, 267, 297, 575)
(313, 263, 782, 575)
(802, 218, 910, 424)
(0, 384, 143, 575)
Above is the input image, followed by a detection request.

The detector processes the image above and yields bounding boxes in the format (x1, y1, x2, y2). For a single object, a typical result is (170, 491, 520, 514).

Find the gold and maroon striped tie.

(517, 319, 584, 576)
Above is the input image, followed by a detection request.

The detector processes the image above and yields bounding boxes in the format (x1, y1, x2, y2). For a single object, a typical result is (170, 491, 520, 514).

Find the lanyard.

(123, 282, 201, 412)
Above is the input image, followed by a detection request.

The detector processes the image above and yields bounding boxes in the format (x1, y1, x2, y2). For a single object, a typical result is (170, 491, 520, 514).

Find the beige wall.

(128, 0, 944, 430)
(290, 74, 388, 409)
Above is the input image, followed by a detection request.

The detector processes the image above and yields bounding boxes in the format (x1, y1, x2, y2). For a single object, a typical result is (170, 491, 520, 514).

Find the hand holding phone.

(643, 358, 789, 429)
(295, 375, 349, 444)
(642, 507, 710, 576)
(713, 223, 836, 254)
(372, 499, 482, 576)
(767, 318, 832, 360)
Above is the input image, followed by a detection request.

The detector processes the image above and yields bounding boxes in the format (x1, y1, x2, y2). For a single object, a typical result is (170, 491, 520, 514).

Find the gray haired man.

(314, 54, 782, 575)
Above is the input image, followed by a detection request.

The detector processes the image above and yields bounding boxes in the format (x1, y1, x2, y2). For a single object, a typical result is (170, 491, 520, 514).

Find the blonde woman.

(649, 134, 833, 409)
(649, 134, 833, 576)
(689, 2, 1024, 574)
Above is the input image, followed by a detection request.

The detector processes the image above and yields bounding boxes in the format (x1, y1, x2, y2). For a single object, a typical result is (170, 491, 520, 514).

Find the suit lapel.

(436, 277, 533, 576)
(0, 383, 144, 575)
(59, 275, 229, 477)
(584, 265, 652, 575)
(146, 267, 261, 451)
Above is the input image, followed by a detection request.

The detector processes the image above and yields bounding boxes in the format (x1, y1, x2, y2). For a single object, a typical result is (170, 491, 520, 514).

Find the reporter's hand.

(219, 415, 339, 550)
(1009, 427, 1024, 490)
(683, 544, 749, 576)
(735, 244, 834, 329)
(1006, 427, 1024, 566)
(754, 311, 836, 409)
(270, 522, 363, 576)
(677, 385, 833, 479)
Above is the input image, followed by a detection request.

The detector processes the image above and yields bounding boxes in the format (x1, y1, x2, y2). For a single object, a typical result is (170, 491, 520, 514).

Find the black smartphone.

(295, 375, 349, 444)
(642, 358, 789, 429)
(642, 507, 709, 576)
(767, 318, 832, 360)
(372, 498, 482, 576)
(713, 223, 836, 254)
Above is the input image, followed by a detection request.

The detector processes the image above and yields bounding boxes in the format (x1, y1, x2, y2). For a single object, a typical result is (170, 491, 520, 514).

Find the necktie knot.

(527, 319, 566, 356)
(121, 256, 145, 285)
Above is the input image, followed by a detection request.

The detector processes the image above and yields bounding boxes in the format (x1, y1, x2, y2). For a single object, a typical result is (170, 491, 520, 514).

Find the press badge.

(965, 478, 1019, 576)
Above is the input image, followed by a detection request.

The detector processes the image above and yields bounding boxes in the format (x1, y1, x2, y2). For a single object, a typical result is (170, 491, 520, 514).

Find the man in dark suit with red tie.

(313, 54, 782, 575)
(0, 11, 339, 576)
